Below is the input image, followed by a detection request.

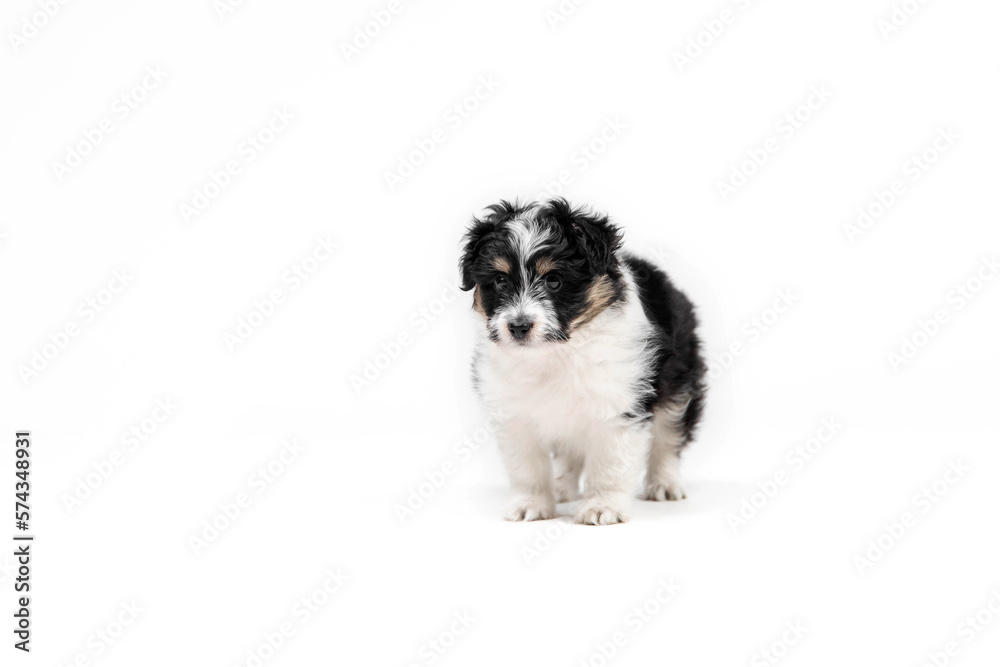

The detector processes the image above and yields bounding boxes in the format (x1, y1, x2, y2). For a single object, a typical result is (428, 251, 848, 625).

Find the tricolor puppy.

(459, 199, 706, 525)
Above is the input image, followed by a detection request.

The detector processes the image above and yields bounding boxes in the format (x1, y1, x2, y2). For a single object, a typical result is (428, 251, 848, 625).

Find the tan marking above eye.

(535, 257, 556, 275)
(491, 256, 511, 273)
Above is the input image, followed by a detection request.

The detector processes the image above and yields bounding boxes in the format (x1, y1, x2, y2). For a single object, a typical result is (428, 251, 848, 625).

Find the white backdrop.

(2, 0, 999, 665)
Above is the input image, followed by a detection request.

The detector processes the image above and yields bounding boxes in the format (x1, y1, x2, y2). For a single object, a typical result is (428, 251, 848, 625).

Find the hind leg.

(643, 395, 692, 501)
(553, 451, 584, 503)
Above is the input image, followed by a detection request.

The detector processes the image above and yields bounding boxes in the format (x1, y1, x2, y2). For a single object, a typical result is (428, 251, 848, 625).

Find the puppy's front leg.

(576, 423, 650, 525)
(497, 417, 556, 521)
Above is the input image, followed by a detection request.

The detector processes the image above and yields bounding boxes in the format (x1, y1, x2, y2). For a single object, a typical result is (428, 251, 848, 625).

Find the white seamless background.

(1, 1, 999, 665)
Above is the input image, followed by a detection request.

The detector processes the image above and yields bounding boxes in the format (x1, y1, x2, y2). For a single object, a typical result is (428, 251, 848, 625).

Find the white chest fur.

(475, 282, 655, 448)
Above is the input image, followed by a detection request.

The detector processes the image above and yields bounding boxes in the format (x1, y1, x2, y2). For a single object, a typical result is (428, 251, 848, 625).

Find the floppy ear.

(542, 198, 622, 274)
(458, 218, 498, 291)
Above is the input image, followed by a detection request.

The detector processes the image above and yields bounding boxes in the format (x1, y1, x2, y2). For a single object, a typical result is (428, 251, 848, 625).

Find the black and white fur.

(459, 199, 706, 525)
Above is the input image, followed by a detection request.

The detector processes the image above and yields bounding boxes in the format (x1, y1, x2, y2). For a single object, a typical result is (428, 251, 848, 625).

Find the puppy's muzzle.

(508, 318, 534, 341)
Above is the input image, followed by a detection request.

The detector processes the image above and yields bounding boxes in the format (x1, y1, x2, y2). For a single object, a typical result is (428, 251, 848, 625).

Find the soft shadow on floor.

(466, 479, 750, 523)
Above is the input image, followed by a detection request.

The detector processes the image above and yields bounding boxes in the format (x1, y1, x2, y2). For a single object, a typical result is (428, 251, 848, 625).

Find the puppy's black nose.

(508, 320, 534, 340)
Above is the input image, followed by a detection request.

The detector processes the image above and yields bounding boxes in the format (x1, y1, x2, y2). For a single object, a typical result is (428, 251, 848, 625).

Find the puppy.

(459, 198, 706, 525)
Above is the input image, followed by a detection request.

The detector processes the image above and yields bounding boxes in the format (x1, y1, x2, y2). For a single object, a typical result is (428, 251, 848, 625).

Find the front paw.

(575, 499, 629, 525)
(643, 477, 687, 501)
(504, 496, 555, 522)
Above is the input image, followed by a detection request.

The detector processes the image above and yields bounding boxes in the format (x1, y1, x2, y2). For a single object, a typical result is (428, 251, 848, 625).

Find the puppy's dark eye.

(544, 275, 562, 291)
(494, 275, 508, 289)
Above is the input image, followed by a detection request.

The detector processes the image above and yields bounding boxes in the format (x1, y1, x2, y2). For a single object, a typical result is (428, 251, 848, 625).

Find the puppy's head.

(459, 198, 623, 347)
